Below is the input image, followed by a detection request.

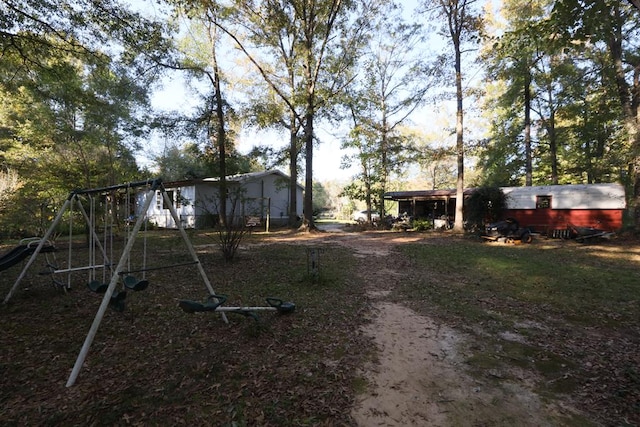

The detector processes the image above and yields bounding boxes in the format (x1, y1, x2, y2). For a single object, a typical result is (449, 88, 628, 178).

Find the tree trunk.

(302, 110, 315, 230)
(288, 111, 299, 227)
(548, 107, 558, 185)
(210, 23, 227, 228)
(524, 69, 532, 186)
(453, 39, 465, 232)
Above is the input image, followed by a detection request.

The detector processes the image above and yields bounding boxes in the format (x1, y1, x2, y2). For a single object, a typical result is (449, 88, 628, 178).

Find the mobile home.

(144, 170, 304, 229)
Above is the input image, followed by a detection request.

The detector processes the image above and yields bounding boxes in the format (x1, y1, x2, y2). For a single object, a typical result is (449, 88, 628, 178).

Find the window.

(164, 190, 174, 210)
(536, 195, 551, 209)
(156, 192, 162, 210)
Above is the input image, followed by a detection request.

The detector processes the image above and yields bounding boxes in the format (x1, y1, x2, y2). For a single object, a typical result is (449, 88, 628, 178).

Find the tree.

(342, 2, 437, 221)
(213, 0, 374, 231)
(417, 145, 457, 190)
(422, 0, 482, 231)
(1, 1, 173, 83)
(548, 1, 640, 225)
(480, 0, 629, 189)
(0, 49, 147, 187)
(153, 142, 209, 181)
(213, 0, 306, 227)
(0, 1, 177, 234)
(481, 0, 551, 186)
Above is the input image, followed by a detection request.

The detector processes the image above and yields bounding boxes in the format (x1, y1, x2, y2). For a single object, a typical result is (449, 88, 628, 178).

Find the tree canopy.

(2, 0, 640, 236)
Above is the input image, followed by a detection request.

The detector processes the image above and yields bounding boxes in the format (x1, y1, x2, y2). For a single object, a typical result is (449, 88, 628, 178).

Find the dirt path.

(318, 228, 570, 426)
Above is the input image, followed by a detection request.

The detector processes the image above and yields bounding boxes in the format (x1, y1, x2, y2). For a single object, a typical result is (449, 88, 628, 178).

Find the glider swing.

(179, 294, 296, 321)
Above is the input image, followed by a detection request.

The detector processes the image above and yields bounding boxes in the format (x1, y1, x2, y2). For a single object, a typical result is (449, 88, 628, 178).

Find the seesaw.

(179, 294, 295, 321)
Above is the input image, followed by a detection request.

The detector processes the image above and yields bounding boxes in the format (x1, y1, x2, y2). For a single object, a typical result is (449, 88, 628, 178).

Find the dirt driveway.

(302, 226, 586, 426)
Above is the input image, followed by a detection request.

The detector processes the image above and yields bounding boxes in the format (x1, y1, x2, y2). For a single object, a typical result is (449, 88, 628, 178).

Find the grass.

(395, 236, 640, 424)
(396, 238, 639, 327)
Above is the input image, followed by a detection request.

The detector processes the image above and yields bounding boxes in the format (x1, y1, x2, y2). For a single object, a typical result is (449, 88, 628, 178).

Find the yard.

(0, 227, 638, 426)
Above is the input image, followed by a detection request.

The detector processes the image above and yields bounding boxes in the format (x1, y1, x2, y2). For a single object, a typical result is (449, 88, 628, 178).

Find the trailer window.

(536, 195, 551, 209)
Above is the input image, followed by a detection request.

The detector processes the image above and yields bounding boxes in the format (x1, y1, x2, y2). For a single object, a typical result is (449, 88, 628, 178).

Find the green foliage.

(465, 186, 507, 230)
(312, 181, 331, 214)
(412, 218, 432, 231)
(341, 4, 436, 217)
(0, 1, 178, 236)
(479, 0, 635, 187)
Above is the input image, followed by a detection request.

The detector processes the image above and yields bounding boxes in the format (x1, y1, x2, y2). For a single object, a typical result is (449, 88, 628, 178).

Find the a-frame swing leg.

(160, 189, 228, 324)
(66, 185, 158, 387)
(66, 182, 226, 387)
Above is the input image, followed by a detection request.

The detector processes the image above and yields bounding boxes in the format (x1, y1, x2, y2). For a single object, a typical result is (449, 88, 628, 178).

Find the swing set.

(3, 178, 295, 387)
(3, 178, 230, 386)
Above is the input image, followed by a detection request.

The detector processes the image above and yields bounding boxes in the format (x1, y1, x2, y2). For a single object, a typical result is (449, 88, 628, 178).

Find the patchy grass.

(0, 230, 372, 426)
(1, 230, 639, 426)
(396, 236, 640, 426)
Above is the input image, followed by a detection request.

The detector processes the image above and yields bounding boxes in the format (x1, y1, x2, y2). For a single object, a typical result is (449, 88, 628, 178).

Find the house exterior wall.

(145, 171, 303, 229)
(144, 185, 197, 229)
(503, 208, 624, 232)
(386, 183, 627, 232)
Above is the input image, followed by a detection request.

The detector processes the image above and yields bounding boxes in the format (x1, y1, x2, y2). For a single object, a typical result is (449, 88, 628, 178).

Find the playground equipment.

(179, 294, 295, 321)
(0, 238, 56, 272)
(3, 179, 227, 387)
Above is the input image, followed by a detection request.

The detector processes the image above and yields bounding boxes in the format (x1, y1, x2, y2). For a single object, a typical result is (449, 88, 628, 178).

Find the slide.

(0, 240, 55, 272)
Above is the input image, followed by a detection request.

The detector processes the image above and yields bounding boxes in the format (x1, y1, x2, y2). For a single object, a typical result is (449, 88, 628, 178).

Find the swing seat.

(266, 297, 296, 314)
(179, 294, 227, 313)
(123, 275, 149, 291)
(87, 280, 108, 294)
(109, 290, 127, 312)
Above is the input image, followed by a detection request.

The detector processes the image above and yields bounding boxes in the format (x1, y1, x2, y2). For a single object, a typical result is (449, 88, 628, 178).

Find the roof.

(384, 188, 475, 200)
(502, 183, 626, 209)
(163, 170, 304, 190)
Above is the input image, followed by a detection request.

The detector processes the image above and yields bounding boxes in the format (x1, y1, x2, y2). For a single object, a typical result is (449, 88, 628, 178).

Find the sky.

(143, 74, 361, 182)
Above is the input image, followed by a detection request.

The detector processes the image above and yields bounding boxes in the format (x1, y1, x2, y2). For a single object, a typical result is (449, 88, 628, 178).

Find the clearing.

(0, 225, 637, 426)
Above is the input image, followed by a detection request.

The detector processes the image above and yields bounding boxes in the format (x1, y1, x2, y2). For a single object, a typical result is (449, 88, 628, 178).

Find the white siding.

(502, 183, 626, 210)
(146, 185, 197, 228)
(147, 171, 304, 229)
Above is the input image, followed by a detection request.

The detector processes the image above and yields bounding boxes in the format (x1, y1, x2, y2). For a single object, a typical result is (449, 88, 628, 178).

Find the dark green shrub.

(465, 187, 507, 231)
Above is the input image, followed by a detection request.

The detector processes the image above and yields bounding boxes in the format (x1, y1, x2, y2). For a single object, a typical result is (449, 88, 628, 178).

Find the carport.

(383, 189, 475, 222)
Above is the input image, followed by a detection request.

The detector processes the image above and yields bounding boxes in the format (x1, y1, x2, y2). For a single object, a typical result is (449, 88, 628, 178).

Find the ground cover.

(0, 230, 371, 425)
(0, 228, 638, 426)
(395, 235, 640, 426)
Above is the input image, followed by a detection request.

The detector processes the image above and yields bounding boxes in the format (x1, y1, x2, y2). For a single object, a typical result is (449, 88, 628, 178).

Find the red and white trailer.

(501, 183, 626, 234)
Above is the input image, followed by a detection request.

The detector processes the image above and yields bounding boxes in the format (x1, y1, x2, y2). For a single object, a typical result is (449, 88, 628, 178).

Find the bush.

(465, 187, 507, 232)
(413, 219, 432, 231)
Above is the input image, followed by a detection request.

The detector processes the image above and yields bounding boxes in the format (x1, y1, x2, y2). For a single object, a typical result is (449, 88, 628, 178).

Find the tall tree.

(342, 2, 437, 221)
(480, 0, 628, 188)
(422, 0, 482, 231)
(214, 0, 373, 230)
(552, 0, 640, 225)
(214, 0, 306, 227)
(481, 0, 550, 186)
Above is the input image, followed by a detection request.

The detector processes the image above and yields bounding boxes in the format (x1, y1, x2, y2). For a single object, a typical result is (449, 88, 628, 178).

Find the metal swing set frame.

(3, 178, 227, 387)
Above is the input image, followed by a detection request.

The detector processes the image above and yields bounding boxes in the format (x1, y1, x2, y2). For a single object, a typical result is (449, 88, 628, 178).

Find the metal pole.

(66, 187, 157, 387)
(161, 188, 228, 324)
